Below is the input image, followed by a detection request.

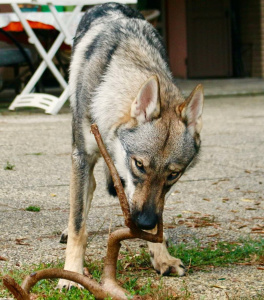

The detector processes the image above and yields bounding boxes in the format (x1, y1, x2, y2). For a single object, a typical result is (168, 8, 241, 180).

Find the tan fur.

(58, 154, 97, 289)
(146, 228, 185, 276)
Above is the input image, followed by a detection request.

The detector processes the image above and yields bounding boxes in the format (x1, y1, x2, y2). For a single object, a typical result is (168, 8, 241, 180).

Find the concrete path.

(176, 78, 264, 97)
(0, 94, 264, 299)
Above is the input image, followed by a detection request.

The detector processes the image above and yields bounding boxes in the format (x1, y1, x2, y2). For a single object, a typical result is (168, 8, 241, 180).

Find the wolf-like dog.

(58, 2, 204, 289)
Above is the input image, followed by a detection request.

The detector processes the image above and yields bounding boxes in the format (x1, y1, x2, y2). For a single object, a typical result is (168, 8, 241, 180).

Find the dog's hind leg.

(57, 148, 98, 290)
(147, 232, 186, 277)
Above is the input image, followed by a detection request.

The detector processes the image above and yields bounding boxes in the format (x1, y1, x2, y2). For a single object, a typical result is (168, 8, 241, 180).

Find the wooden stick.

(91, 124, 132, 227)
(91, 123, 163, 287)
(21, 269, 107, 297)
(91, 123, 164, 241)
(3, 124, 164, 300)
(3, 276, 30, 300)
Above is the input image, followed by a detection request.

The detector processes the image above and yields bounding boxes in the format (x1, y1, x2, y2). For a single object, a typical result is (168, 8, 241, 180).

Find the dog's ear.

(176, 84, 204, 136)
(131, 76, 160, 124)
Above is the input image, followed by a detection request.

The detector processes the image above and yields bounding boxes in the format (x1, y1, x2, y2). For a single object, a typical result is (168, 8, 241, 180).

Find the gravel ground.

(0, 95, 264, 299)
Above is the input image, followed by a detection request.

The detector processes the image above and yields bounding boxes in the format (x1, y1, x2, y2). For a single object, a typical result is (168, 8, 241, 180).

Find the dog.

(58, 2, 204, 289)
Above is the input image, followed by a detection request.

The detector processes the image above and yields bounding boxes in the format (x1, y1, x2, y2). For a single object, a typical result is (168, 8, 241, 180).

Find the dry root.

(3, 124, 164, 300)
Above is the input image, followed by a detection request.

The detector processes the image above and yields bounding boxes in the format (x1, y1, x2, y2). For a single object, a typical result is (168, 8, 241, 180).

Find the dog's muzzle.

(131, 209, 158, 230)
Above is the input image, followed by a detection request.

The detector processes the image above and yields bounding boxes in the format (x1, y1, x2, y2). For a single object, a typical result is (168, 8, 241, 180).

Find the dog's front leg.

(58, 149, 97, 290)
(147, 228, 185, 276)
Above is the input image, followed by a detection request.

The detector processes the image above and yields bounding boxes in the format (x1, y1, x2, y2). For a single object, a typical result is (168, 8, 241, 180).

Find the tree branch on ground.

(3, 124, 163, 300)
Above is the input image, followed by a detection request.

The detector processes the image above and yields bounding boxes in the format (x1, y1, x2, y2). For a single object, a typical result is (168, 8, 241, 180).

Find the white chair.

(1, 1, 137, 114)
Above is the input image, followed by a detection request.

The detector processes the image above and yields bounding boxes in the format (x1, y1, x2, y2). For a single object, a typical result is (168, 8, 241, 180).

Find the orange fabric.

(3, 21, 55, 32)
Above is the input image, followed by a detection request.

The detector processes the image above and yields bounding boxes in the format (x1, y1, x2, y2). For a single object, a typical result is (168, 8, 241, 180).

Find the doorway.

(186, 0, 232, 78)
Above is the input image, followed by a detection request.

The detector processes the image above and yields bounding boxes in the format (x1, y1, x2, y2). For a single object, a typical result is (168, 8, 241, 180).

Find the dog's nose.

(133, 211, 158, 230)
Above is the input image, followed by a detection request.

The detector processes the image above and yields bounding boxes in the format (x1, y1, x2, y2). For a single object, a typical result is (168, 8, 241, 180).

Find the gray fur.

(58, 3, 203, 289)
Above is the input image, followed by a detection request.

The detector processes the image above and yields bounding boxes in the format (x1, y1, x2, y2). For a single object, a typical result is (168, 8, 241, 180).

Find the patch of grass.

(25, 206, 41, 212)
(1, 238, 263, 299)
(25, 152, 44, 156)
(168, 237, 264, 271)
(4, 161, 15, 170)
(0, 249, 174, 300)
(0, 262, 96, 300)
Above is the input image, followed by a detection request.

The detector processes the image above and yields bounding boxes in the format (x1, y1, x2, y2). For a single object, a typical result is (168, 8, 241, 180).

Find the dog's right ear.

(131, 76, 160, 124)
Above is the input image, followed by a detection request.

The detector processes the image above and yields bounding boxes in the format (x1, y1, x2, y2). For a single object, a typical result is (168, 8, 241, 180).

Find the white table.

(0, 0, 137, 114)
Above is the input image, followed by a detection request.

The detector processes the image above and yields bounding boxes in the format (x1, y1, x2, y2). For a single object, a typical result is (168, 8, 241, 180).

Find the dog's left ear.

(131, 76, 160, 124)
(176, 84, 204, 136)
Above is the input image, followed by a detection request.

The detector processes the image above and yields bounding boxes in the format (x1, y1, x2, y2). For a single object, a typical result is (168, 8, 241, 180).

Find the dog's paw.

(60, 228, 68, 244)
(148, 236, 185, 277)
(153, 256, 186, 276)
(57, 278, 83, 290)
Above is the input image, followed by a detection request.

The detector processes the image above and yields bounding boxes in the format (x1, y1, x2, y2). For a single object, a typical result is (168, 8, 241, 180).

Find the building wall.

(261, 0, 264, 77)
(166, 0, 264, 78)
(166, 0, 187, 78)
(239, 0, 262, 77)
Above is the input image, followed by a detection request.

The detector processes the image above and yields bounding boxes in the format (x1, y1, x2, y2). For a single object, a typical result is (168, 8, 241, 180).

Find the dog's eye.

(135, 160, 145, 173)
(167, 172, 180, 181)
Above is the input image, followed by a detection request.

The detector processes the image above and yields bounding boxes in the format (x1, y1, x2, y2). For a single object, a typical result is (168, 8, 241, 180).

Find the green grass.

(3, 161, 15, 170)
(0, 238, 263, 299)
(168, 237, 264, 271)
(25, 206, 41, 212)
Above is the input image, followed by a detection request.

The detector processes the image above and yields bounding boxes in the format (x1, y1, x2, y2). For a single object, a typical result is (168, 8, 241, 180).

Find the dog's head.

(112, 76, 204, 230)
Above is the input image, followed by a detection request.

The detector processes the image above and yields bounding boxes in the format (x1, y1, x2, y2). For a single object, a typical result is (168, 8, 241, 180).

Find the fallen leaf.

(238, 225, 247, 229)
(203, 198, 211, 201)
(211, 285, 227, 289)
(124, 263, 131, 270)
(83, 267, 91, 277)
(241, 198, 255, 202)
(212, 179, 230, 185)
(251, 227, 264, 231)
(207, 233, 219, 237)
(15, 238, 30, 246)
(50, 193, 57, 197)
(171, 190, 180, 195)
(185, 216, 219, 228)
(0, 256, 8, 261)
(257, 267, 264, 270)
(164, 223, 177, 229)
(245, 207, 257, 210)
